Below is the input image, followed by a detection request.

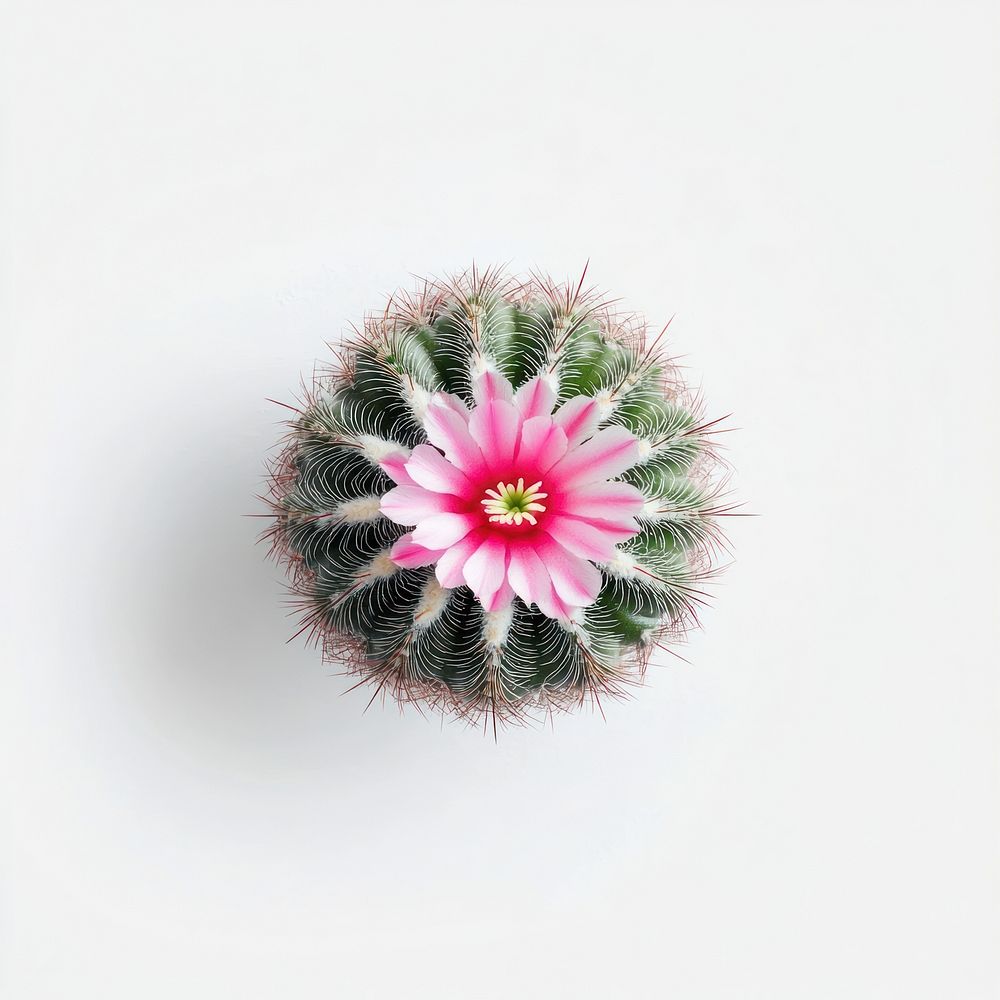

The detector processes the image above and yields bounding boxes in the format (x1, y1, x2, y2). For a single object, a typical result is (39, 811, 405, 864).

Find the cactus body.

(265, 267, 730, 726)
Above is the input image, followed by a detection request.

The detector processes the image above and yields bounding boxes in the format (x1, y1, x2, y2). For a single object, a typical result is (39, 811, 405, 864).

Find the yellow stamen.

(480, 477, 548, 526)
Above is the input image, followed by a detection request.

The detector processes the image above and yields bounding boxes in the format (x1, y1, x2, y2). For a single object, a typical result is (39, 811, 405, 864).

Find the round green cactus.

(265, 266, 730, 727)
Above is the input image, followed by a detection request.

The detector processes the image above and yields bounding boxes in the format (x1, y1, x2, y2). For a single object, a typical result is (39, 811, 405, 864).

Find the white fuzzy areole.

(401, 382, 432, 422)
(469, 352, 500, 380)
(413, 577, 448, 629)
(635, 438, 654, 461)
(594, 389, 617, 420)
(336, 495, 383, 523)
(539, 369, 560, 398)
(551, 312, 572, 335)
(365, 550, 399, 580)
(641, 497, 664, 520)
(602, 550, 640, 580)
(358, 434, 409, 464)
(481, 604, 514, 648)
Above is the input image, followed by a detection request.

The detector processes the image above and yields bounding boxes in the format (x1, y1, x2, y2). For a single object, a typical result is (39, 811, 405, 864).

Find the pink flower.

(379, 370, 646, 620)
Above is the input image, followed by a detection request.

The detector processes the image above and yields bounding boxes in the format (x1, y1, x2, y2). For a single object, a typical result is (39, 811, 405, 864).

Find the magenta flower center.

(481, 477, 548, 526)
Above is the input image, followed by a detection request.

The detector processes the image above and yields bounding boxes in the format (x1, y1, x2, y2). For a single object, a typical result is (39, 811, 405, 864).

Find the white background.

(2, 2, 998, 997)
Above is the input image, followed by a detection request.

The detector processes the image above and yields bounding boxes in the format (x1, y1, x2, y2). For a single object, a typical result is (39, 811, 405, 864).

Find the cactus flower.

(381, 371, 647, 620)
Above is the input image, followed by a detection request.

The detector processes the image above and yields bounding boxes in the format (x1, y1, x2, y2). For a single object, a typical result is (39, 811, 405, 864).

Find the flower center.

(481, 478, 548, 526)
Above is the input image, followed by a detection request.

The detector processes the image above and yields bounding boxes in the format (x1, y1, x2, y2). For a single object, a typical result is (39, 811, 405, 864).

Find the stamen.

(480, 477, 548, 526)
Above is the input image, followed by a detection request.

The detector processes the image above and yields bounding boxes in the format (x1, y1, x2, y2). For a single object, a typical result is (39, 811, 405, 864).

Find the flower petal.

(552, 395, 601, 447)
(462, 535, 508, 607)
(411, 512, 478, 550)
(535, 585, 574, 622)
(379, 451, 415, 486)
(389, 533, 443, 569)
(515, 416, 569, 473)
(472, 369, 514, 406)
(513, 375, 557, 420)
(542, 514, 621, 563)
(435, 530, 485, 588)
(432, 392, 471, 422)
(380, 485, 461, 526)
(559, 513, 640, 545)
(423, 403, 487, 475)
(506, 545, 546, 606)
(405, 444, 471, 496)
(467, 399, 520, 467)
(482, 579, 514, 612)
(507, 544, 573, 621)
(548, 425, 641, 488)
(562, 481, 646, 527)
(536, 537, 604, 607)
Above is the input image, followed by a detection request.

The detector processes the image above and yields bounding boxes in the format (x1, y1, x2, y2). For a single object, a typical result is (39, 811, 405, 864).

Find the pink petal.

(380, 451, 415, 486)
(542, 514, 620, 563)
(507, 545, 572, 621)
(548, 425, 641, 489)
(467, 399, 520, 467)
(552, 395, 601, 447)
(472, 370, 514, 406)
(389, 533, 443, 569)
(462, 535, 508, 607)
(559, 513, 640, 545)
(431, 392, 471, 422)
(380, 485, 461, 526)
(405, 444, 471, 496)
(535, 585, 574, 622)
(515, 416, 569, 472)
(434, 530, 485, 588)
(482, 579, 514, 612)
(536, 537, 604, 608)
(423, 404, 487, 475)
(506, 545, 548, 606)
(513, 376, 557, 420)
(562, 481, 646, 527)
(411, 512, 479, 550)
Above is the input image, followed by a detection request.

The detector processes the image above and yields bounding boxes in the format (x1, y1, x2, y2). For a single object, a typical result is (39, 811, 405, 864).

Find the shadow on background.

(110, 408, 433, 780)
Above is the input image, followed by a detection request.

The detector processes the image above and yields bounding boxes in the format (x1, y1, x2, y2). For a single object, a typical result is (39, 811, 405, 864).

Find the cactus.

(264, 266, 731, 728)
